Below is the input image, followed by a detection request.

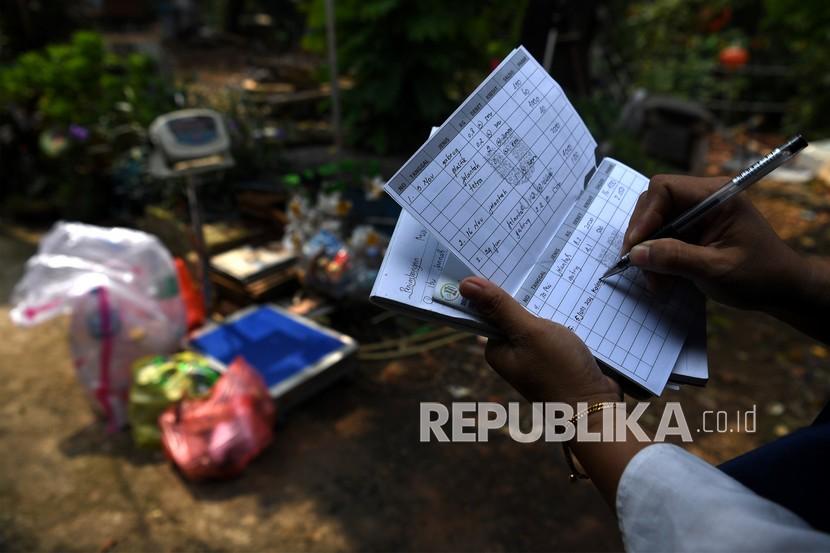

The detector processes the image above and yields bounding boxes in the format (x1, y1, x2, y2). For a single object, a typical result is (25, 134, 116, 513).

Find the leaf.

(282, 174, 302, 187)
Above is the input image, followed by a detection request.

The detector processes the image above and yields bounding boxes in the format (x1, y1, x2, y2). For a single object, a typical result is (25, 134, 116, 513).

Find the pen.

(601, 134, 808, 280)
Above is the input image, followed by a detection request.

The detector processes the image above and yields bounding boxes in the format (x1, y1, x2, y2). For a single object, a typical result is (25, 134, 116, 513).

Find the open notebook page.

(370, 209, 705, 391)
(384, 46, 597, 295)
(518, 159, 694, 393)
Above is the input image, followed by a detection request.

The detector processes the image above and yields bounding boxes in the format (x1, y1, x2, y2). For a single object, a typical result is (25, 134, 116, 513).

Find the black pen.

(601, 134, 808, 280)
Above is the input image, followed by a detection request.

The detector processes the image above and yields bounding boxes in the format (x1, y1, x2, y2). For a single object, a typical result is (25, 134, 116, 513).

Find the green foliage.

(610, 0, 830, 135)
(302, 0, 525, 154)
(282, 158, 381, 194)
(761, 0, 830, 135)
(0, 31, 171, 128)
(610, 1, 750, 101)
(0, 31, 175, 220)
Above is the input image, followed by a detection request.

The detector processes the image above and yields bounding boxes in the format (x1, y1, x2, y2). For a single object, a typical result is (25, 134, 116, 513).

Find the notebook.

(370, 209, 708, 391)
(372, 46, 706, 395)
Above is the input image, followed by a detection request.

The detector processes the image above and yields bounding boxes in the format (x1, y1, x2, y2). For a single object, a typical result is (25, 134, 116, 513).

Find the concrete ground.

(2, 175, 829, 552)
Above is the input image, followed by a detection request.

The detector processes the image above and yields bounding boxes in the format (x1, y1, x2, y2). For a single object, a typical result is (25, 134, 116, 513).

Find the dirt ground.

(0, 233, 624, 552)
(2, 173, 830, 552)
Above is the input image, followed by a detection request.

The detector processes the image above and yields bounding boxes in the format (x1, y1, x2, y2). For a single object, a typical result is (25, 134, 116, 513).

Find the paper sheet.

(384, 46, 597, 295)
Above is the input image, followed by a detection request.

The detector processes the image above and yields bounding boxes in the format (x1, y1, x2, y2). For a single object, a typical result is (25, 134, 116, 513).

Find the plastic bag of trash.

(159, 357, 275, 480)
(128, 352, 220, 448)
(10, 222, 187, 430)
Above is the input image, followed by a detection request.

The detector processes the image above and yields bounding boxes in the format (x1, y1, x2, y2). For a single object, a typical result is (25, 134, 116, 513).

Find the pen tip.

(601, 255, 630, 280)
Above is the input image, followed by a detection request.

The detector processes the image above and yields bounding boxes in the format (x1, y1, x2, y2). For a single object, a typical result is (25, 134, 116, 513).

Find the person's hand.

(460, 278, 646, 507)
(622, 174, 807, 312)
(459, 276, 620, 407)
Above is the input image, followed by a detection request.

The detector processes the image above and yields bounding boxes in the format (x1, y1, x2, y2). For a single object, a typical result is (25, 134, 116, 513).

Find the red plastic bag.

(159, 357, 275, 480)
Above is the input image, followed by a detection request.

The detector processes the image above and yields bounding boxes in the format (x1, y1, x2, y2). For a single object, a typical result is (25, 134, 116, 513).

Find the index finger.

(622, 174, 729, 252)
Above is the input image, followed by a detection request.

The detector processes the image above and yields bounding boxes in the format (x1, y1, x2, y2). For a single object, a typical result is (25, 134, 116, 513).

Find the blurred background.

(1, 1, 830, 551)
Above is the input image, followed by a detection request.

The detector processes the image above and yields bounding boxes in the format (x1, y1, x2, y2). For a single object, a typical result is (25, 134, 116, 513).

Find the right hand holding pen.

(622, 174, 806, 312)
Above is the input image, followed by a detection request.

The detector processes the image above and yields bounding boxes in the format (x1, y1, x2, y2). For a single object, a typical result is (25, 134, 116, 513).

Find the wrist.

(563, 375, 622, 413)
(776, 254, 830, 315)
(798, 256, 830, 305)
(760, 253, 830, 344)
(568, 391, 621, 413)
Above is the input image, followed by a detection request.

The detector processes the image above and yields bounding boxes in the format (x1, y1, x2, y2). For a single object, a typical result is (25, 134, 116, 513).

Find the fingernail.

(460, 277, 486, 297)
(622, 227, 640, 255)
(629, 242, 652, 266)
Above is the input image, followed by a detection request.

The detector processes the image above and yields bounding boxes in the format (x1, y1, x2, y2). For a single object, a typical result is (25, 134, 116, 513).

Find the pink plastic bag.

(159, 357, 275, 480)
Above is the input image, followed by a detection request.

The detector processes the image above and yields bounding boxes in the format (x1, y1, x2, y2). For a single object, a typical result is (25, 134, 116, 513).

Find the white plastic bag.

(10, 222, 187, 430)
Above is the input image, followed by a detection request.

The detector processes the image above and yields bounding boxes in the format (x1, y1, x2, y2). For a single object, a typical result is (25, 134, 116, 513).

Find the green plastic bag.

(128, 352, 220, 448)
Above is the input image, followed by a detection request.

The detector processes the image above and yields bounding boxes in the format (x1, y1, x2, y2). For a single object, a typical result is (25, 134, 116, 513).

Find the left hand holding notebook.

(458, 276, 621, 407)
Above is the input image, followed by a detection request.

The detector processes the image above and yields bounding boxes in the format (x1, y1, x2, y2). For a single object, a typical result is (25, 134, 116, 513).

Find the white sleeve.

(616, 443, 830, 552)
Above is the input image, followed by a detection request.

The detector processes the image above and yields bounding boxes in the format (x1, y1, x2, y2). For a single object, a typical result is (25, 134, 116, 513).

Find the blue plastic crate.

(190, 305, 357, 403)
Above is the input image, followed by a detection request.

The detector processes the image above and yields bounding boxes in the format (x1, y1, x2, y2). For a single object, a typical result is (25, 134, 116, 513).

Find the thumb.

(459, 276, 537, 337)
(629, 238, 724, 280)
